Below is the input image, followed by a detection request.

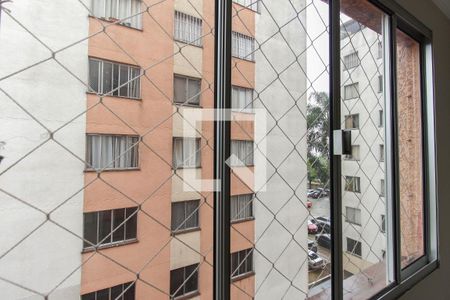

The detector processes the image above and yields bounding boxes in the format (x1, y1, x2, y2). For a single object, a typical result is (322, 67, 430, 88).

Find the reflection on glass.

(396, 29, 425, 269)
(230, 0, 331, 299)
(340, 0, 390, 298)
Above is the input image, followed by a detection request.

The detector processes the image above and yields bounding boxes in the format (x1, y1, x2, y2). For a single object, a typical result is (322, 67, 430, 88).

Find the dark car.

(308, 239, 318, 253)
(316, 234, 332, 249)
(310, 217, 331, 234)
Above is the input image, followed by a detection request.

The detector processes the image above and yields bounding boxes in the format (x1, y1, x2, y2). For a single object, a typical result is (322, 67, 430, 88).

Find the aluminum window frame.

(213, 0, 438, 299)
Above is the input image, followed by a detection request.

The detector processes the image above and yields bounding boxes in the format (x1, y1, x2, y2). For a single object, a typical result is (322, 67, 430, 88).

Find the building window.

(379, 144, 385, 162)
(81, 282, 135, 300)
(344, 145, 360, 161)
(230, 140, 254, 166)
(377, 41, 383, 59)
(91, 0, 142, 29)
(345, 207, 361, 225)
(170, 264, 199, 298)
(174, 11, 202, 46)
(347, 238, 362, 257)
(231, 194, 253, 222)
(379, 109, 384, 127)
(232, 86, 253, 112)
(231, 248, 253, 279)
(88, 58, 141, 99)
(343, 52, 359, 70)
(232, 31, 255, 61)
(378, 75, 383, 93)
(86, 134, 139, 170)
(381, 214, 386, 233)
(174, 75, 201, 106)
(380, 179, 385, 197)
(344, 113, 359, 129)
(83, 207, 138, 249)
(173, 138, 201, 169)
(233, 0, 260, 12)
(171, 200, 200, 233)
(344, 176, 361, 193)
(343, 83, 359, 100)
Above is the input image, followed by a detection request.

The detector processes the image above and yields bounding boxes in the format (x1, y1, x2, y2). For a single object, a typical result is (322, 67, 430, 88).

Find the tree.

(307, 92, 330, 187)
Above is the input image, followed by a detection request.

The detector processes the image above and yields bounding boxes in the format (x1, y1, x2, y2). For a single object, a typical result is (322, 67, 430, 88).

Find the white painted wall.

(0, 0, 89, 299)
(341, 26, 387, 266)
(254, 0, 309, 298)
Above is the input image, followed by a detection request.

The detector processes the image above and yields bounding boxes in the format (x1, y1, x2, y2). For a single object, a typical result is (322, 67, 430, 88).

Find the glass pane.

(396, 29, 425, 268)
(230, 0, 331, 298)
(340, 1, 391, 298)
(102, 61, 113, 95)
(89, 59, 100, 92)
(0, 0, 215, 299)
(84, 212, 98, 248)
(113, 208, 125, 242)
(98, 210, 112, 245)
(125, 207, 137, 240)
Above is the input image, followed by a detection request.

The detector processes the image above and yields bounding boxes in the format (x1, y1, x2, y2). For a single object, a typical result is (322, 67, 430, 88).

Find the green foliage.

(307, 92, 330, 186)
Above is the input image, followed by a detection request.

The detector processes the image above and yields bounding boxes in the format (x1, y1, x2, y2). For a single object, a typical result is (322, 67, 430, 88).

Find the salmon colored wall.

(82, 0, 175, 296)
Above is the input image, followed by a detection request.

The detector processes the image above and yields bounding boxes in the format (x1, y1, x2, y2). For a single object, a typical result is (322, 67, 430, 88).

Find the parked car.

(316, 188, 330, 197)
(307, 220, 318, 234)
(308, 250, 325, 270)
(310, 217, 331, 234)
(308, 239, 318, 253)
(316, 234, 332, 249)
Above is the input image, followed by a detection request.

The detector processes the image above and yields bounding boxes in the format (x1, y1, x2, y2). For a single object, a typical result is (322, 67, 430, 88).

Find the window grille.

(343, 52, 359, 69)
(174, 11, 203, 46)
(233, 0, 260, 12)
(81, 282, 135, 300)
(232, 31, 255, 61)
(346, 238, 362, 257)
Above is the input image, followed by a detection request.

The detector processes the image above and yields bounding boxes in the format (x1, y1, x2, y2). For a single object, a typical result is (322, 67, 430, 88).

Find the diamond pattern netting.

(0, 0, 393, 299)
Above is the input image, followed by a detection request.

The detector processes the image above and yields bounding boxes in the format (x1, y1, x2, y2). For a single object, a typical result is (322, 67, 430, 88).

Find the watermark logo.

(175, 108, 269, 192)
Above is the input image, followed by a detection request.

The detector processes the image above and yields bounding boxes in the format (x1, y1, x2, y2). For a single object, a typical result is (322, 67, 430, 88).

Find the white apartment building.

(254, 0, 309, 298)
(0, 1, 88, 299)
(340, 19, 387, 273)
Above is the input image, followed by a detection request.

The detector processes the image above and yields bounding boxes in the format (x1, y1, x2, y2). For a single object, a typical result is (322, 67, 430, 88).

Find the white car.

(308, 250, 325, 270)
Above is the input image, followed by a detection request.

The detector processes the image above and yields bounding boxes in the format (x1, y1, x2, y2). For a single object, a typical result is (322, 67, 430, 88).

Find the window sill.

(232, 55, 256, 63)
(173, 166, 202, 170)
(82, 238, 138, 253)
(345, 220, 362, 226)
(231, 110, 255, 115)
(231, 271, 255, 282)
(174, 290, 200, 300)
(343, 158, 360, 161)
(174, 39, 204, 49)
(345, 251, 362, 258)
(233, 2, 260, 14)
(86, 91, 142, 101)
(88, 15, 143, 31)
(84, 167, 141, 173)
(171, 227, 201, 236)
(230, 164, 254, 168)
(174, 103, 203, 109)
(231, 217, 255, 225)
